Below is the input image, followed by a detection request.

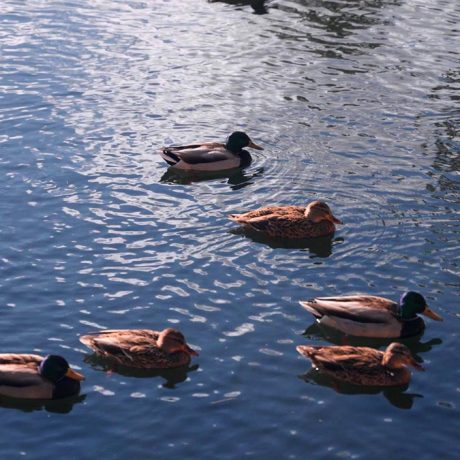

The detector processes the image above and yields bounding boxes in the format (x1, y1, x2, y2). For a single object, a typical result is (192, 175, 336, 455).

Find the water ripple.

(0, 0, 459, 458)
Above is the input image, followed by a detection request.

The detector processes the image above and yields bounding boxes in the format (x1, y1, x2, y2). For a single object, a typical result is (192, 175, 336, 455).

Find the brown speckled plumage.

(297, 343, 423, 386)
(79, 328, 198, 369)
(229, 200, 342, 239)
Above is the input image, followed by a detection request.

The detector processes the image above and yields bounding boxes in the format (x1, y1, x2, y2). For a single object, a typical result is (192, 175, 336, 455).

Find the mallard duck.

(297, 342, 423, 386)
(229, 200, 342, 238)
(159, 131, 263, 171)
(0, 354, 84, 400)
(299, 291, 443, 338)
(79, 328, 198, 369)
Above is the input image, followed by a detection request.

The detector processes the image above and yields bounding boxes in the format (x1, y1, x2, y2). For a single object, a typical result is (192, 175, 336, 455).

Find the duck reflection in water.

(299, 368, 422, 410)
(208, 0, 268, 15)
(0, 394, 86, 413)
(83, 354, 199, 389)
(160, 166, 265, 191)
(230, 226, 343, 257)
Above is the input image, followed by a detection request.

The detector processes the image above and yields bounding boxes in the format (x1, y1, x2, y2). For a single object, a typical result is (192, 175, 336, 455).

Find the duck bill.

(248, 140, 264, 151)
(66, 368, 85, 381)
(422, 306, 443, 321)
(329, 214, 343, 225)
(184, 344, 199, 357)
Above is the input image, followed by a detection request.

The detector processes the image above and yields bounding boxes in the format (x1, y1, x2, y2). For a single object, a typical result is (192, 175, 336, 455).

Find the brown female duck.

(229, 200, 342, 238)
(297, 342, 423, 386)
(0, 354, 84, 399)
(79, 328, 198, 369)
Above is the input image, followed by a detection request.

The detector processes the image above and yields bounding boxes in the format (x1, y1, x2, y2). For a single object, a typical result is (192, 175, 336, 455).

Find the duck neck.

(399, 302, 419, 320)
(239, 150, 252, 167)
(226, 143, 241, 154)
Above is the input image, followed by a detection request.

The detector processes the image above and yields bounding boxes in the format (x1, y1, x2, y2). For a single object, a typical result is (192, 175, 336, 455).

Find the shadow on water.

(160, 167, 265, 191)
(208, 0, 268, 15)
(230, 226, 343, 257)
(299, 369, 422, 410)
(84, 354, 199, 389)
(0, 394, 86, 414)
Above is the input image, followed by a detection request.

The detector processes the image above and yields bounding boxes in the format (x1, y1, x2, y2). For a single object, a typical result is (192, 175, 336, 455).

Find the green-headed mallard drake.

(79, 328, 198, 369)
(229, 200, 342, 238)
(297, 342, 423, 386)
(159, 131, 263, 171)
(0, 354, 84, 400)
(299, 291, 443, 338)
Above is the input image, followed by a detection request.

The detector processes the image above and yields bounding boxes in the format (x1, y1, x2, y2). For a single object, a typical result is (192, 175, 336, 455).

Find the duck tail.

(299, 300, 322, 318)
(159, 148, 180, 166)
(296, 345, 317, 359)
(228, 214, 243, 222)
(79, 334, 95, 348)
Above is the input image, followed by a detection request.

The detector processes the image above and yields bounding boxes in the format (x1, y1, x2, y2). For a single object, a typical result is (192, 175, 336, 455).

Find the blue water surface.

(0, 0, 459, 458)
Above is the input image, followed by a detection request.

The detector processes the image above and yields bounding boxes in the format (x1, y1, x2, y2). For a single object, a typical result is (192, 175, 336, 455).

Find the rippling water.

(0, 0, 459, 458)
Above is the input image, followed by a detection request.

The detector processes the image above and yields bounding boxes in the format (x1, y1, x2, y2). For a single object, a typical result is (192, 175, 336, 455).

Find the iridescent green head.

(225, 132, 263, 153)
(39, 355, 85, 383)
(399, 291, 443, 321)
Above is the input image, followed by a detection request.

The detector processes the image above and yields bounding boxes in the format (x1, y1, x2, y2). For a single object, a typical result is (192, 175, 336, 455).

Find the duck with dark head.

(299, 291, 442, 338)
(159, 131, 263, 171)
(0, 354, 84, 400)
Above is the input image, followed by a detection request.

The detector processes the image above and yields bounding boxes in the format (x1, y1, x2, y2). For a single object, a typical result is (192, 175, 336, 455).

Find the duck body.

(79, 328, 198, 369)
(229, 200, 342, 239)
(299, 292, 443, 338)
(297, 342, 423, 387)
(0, 354, 84, 400)
(159, 131, 263, 171)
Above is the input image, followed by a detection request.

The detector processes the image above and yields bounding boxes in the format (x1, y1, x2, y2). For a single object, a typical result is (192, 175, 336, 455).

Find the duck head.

(381, 343, 424, 370)
(158, 328, 199, 357)
(399, 291, 443, 321)
(226, 132, 263, 153)
(39, 355, 85, 383)
(304, 200, 343, 225)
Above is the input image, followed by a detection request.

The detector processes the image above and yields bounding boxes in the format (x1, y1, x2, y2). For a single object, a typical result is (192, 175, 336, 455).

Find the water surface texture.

(1, 0, 459, 458)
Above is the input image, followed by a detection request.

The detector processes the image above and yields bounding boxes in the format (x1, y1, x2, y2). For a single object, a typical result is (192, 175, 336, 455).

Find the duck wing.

(238, 214, 302, 230)
(239, 214, 331, 238)
(161, 142, 228, 165)
(0, 354, 43, 365)
(165, 142, 224, 152)
(229, 206, 305, 222)
(80, 329, 159, 357)
(299, 296, 397, 324)
(297, 345, 381, 370)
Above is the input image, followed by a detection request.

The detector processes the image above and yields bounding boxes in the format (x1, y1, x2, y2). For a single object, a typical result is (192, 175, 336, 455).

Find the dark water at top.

(0, 0, 459, 458)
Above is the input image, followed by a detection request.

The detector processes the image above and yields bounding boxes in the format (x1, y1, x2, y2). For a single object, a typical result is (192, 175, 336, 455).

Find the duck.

(299, 291, 443, 338)
(0, 354, 84, 400)
(297, 342, 423, 386)
(79, 328, 198, 369)
(159, 131, 263, 171)
(229, 200, 342, 238)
